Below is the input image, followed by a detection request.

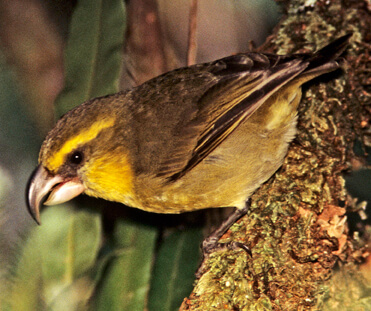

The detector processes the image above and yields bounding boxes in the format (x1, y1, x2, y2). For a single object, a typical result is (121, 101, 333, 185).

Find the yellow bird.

(26, 35, 350, 251)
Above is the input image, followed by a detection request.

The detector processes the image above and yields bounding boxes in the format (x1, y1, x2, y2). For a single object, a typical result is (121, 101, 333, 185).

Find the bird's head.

(26, 96, 134, 224)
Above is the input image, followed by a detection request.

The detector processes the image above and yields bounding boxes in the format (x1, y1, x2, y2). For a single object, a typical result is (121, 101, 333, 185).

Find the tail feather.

(303, 33, 352, 78)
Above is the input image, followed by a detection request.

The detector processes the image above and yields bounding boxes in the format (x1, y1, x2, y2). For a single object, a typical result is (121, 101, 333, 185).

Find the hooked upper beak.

(26, 166, 85, 225)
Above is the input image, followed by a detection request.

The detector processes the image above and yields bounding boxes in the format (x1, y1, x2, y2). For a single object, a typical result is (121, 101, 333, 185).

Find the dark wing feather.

(166, 56, 307, 182)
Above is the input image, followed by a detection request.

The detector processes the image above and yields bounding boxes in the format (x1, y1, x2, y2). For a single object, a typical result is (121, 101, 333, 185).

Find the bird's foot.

(195, 202, 251, 278)
(201, 236, 251, 255)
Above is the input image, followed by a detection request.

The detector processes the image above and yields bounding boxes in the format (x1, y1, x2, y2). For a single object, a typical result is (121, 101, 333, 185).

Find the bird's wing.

(155, 53, 308, 181)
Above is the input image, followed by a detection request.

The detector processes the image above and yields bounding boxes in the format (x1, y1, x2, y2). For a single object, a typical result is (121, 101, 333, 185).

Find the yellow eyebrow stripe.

(46, 118, 115, 171)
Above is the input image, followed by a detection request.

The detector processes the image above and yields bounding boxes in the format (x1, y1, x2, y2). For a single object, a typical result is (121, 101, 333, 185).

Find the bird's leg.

(196, 201, 251, 277)
(202, 200, 250, 253)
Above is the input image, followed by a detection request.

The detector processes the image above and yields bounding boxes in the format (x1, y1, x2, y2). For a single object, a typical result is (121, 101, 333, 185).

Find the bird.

(26, 34, 351, 252)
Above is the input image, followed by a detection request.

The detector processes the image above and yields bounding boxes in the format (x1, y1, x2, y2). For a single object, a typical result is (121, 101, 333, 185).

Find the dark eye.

(69, 151, 84, 165)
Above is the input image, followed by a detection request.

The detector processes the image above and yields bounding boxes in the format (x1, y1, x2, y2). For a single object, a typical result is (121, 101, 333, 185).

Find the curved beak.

(26, 166, 85, 225)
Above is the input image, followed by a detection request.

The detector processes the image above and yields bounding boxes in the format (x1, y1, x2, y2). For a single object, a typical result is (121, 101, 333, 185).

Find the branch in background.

(187, 0, 198, 66)
(121, 0, 167, 89)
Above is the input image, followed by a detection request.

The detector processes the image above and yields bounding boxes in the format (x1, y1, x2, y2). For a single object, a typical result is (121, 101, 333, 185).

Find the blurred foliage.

(91, 218, 157, 311)
(148, 229, 203, 311)
(53, 0, 126, 117)
(0, 50, 41, 260)
(0, 0, 64, 134)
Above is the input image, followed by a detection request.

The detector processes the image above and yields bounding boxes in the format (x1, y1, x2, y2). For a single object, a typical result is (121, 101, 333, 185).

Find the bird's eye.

(69, 151, 84, 165)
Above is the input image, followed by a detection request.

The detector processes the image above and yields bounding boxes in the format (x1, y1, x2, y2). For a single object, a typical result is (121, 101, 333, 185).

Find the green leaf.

(1, 204, 101, 311)
(148, 228, 203, 311)
(38, 205, 101, 307)
(3, 237, 45, 311)
(91, 218, 158, 311)
(39, 205, 102, 285)
(54, 0, 126, 116)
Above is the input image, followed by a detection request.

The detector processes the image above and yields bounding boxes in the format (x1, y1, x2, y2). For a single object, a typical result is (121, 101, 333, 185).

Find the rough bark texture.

(180, 0, 371, 310)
